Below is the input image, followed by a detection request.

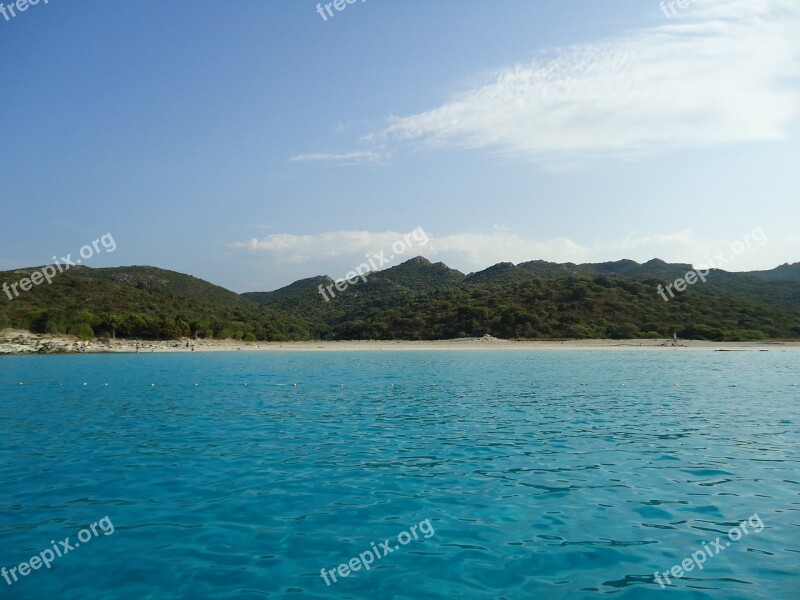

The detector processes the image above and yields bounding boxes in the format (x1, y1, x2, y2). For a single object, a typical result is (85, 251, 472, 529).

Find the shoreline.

(2, 329, 799, 355)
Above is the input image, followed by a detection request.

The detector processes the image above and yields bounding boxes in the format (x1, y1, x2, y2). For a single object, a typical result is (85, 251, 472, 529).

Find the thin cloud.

(378, 0, 800, 164)
(230, 230, 425, 265)
(332, 122, 353, 134)
(289, 151, 387, 165)
(230, 228, 787, 273)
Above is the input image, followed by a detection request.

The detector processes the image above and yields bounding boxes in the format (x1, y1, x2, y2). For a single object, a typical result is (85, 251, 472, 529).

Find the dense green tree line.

(2, 262, 798, 342)
(0, 266, 313, 341)
(316, 277, 798, 341)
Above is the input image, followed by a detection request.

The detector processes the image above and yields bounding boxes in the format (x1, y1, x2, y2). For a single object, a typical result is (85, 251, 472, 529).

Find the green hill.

(516, 258, 695, 281)
(245, 258, 800, 341)
(465, 262, 534, 285)
(2, 258, 799, 342)
(372, 256, 465, 291)
(747, 263, 800, 282)
(0, 265, 312, 341)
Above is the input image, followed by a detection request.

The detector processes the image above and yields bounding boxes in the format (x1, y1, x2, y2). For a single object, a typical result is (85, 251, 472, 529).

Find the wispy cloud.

(230, 230, 423, 265)
(332, 122, 352, 134)
(230, 227, 791, 275)
(289, 151, 387, 165)
(375, 0, 800, 165)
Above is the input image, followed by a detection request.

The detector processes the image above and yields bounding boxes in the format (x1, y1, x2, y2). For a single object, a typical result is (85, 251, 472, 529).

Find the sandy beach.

(2, 329, 798, 355)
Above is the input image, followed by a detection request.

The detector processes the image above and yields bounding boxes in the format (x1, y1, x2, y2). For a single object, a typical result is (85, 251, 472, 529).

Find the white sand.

(1, 329, 798, 355)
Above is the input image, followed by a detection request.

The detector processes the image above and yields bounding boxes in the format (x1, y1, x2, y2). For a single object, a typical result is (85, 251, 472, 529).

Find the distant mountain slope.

(517, 258, 694, 281)
(243, 257, 465, 304)
(465, 263, 534, 285)
(86, 266, 252, 308)
(747, 262, 800, 282)
(371, 257, 465, 291)
(243, 275, 333, 305)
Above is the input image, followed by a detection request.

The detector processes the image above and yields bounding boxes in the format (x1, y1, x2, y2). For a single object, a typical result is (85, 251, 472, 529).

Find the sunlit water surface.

(1, 350, 798, 599)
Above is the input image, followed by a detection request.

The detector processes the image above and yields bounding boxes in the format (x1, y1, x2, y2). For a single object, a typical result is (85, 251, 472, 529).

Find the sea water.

(0, 350, 798, 599)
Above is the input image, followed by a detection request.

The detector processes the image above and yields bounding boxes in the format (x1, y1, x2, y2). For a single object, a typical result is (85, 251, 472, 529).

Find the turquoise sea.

(0, 350, 798, 599)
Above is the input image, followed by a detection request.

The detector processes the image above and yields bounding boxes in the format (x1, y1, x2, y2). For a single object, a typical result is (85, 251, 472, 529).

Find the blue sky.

(1, 0, 798, 292)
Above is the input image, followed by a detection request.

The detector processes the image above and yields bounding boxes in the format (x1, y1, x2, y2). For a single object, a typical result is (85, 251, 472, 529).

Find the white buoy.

(83, 383, 87, 386)
(151, 384, 155, 387)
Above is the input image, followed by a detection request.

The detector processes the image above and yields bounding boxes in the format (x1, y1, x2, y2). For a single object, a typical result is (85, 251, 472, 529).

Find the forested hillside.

(2, 258, 799, 341)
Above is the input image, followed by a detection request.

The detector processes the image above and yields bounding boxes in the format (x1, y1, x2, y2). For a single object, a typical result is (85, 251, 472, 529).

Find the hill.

(0, 265, 312, 341)
(2, 258, 799, 342)
(747, 262, 800, 282)
(244, 257, 800, 341)
(513, 258, 693, 281)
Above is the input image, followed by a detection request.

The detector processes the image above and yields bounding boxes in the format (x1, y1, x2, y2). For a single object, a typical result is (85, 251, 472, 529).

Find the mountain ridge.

(2, 257, 798, 342)
(252, 257, 799, 295)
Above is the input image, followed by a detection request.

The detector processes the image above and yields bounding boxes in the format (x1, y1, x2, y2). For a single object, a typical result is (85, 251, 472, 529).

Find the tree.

(103, 313, 124, 339)
(68, 323, 94, 340)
